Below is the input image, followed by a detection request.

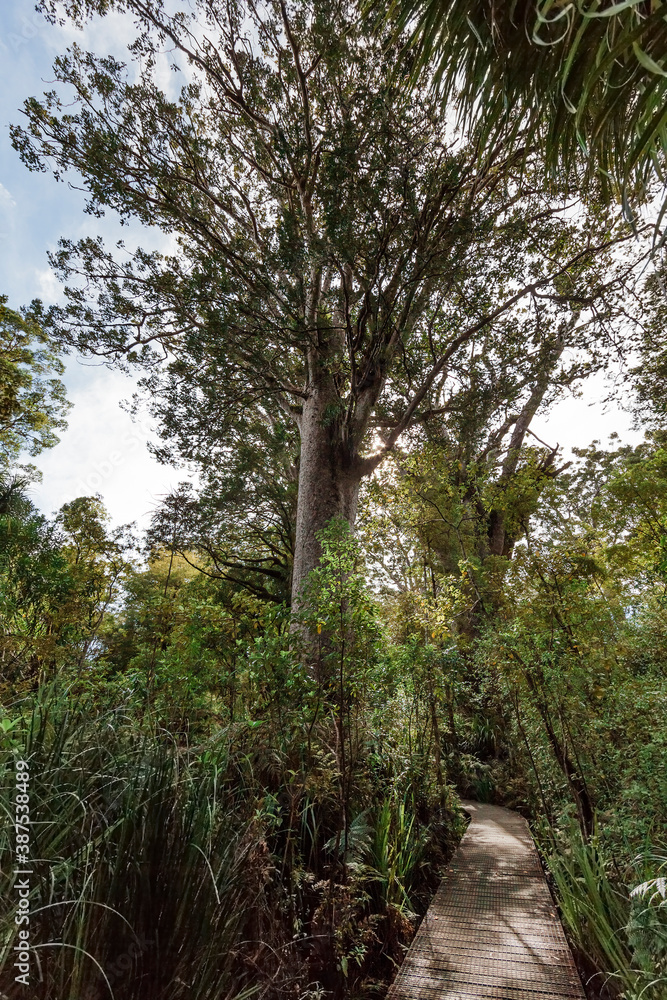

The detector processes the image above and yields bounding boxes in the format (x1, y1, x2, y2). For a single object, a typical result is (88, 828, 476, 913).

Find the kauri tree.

(15, 0, 643, 609)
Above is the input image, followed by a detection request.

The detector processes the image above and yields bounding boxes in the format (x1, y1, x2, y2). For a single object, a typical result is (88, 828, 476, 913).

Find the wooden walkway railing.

(387, 801, 586, 1000)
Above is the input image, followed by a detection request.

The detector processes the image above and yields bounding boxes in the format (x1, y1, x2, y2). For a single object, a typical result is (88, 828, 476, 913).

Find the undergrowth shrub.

(542, 822, 667, 1000)
(0, 673, 464, 1000)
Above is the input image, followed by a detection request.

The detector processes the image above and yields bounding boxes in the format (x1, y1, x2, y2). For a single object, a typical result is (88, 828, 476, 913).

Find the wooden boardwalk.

(387, 801, 586, 1000)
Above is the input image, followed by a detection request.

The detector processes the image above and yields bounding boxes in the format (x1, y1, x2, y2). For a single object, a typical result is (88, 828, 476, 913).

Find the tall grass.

(544, 822, 667, 1000)
(0, 683, 462, 1000)
(0, 688, 275, 1000)
(546, 824, 633, 998)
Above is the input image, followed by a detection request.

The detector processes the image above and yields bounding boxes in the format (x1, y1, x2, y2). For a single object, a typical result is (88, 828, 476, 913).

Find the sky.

(0, 0, 189, 527)
(0, 0, 643, 529)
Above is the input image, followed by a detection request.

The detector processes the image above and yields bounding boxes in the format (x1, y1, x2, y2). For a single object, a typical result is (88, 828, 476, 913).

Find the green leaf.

(632, 42, 667, 78)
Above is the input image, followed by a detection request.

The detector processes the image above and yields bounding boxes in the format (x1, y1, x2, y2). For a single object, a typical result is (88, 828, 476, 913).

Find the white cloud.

(28, 362, 189, 529)
(0, 183, 16, 207)
(35, 267, 62, 304)
(531, 371, 642, 458)
(0, 182, 16, 245)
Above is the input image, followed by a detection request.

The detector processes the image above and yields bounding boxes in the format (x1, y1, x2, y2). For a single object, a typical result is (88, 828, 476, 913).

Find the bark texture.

(291, 384, 362, 608)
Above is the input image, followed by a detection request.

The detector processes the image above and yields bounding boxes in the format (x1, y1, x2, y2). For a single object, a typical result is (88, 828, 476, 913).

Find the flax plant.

(0, 687, 265, 1000)
(544, 823, 667, 1000)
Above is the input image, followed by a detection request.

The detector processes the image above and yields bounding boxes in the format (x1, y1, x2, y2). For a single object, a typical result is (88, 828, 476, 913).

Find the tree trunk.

(291, 386, 361, 608)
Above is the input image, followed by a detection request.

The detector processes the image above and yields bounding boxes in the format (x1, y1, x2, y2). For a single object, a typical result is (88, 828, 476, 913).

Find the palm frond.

(370, 0, 667, 207)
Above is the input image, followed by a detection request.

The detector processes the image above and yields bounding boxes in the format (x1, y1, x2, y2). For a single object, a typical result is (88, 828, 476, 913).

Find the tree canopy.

(0, 296, 71, 474)
(13, 0, 651, 609)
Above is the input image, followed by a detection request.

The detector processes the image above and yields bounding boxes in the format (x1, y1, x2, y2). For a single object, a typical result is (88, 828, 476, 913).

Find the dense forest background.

(2, 2, 667, 999)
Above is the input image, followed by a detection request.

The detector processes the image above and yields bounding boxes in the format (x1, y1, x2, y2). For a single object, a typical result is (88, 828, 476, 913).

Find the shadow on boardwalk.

(387, 801, 586, 1000)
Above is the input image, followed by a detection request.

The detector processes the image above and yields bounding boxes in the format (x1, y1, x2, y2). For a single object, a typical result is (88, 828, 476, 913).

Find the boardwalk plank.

(386, 802, 585, 1000)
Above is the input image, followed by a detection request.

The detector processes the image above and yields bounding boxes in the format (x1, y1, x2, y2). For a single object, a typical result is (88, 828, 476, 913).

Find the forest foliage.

(2, 2, 667, 1000)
